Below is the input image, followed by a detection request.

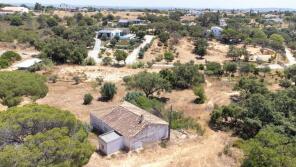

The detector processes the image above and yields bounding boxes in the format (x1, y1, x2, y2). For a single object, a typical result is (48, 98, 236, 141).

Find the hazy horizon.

(2, 0, 296, 9)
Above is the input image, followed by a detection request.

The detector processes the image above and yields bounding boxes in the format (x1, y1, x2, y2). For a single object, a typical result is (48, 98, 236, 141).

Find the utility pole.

(168, 105, 172, 141)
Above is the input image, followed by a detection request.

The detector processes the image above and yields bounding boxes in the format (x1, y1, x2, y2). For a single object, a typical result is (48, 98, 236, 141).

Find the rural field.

(0, 1, 296, 167)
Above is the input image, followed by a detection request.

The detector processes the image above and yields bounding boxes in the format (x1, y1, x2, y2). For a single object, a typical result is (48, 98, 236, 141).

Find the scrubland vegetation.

(0, 71, 48, 107)
(0, 104, 93, 167)
(0, 2, 296, 167)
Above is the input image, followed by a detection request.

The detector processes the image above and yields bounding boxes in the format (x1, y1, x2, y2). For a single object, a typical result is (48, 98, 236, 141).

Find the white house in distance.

(90, 101, 169, 155)
(0, 6, 29, 15)
(96, 28, 135, 40)
(118, 19, 145, 27)
(211, 26, 224, 39)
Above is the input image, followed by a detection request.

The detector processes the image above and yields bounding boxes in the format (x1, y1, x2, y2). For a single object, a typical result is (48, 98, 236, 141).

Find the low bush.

(83, 93, 93, 105)
(193, 85, 206, 104)
(0, 51, 21, 69)
(100, 82, 117, 101)
(83, 57, 96, 66)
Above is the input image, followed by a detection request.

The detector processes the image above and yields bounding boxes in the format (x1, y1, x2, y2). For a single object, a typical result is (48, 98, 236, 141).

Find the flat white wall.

(99, 137, 123, 155)
(127, 124, 169, 150)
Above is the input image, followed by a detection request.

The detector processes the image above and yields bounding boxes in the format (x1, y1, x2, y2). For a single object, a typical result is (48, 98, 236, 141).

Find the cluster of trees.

(160, 62, 205, 89)
(202, 60, 270, 78)
(0, 71, 48, 107)
(210, 77, 296, 166)
(0, 51, 21, 69)
(124, 62, 206, 103)
(227, 46, 249, 61)
(40, 37, 88, 64)
(0, 104, 94, 166)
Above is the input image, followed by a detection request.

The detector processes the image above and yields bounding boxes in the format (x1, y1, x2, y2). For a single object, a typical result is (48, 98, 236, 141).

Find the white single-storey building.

(211, 26, 224, 39)
(96, 28, 133, 40)
(0, 7, 29, 14)
(96, 28, 136, 40)
(90, 101, 169, 155)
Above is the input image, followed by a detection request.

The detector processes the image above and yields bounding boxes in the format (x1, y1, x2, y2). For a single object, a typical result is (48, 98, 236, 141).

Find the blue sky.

(3, 0, 296, 9)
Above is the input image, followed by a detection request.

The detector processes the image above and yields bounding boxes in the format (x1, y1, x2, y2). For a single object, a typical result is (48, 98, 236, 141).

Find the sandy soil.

(37, 81, 126, 122)
(102, 11, 146, 20)
(86, 130, 241, 167)
(48, 65, 160, 82)
(141, 38, 232, 65)
(181, 15, 197, 22)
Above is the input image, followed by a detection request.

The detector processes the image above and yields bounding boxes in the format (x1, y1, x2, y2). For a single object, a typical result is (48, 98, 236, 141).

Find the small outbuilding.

(98, 131, 123, 155)
(90, 101, 169, 155)
(13, 58, 42, 70)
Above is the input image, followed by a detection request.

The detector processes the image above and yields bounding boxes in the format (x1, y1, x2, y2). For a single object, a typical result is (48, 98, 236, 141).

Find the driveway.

(87, 38, 102, 64)
(267, 46, 296, 70)
(126, 35, 154, 65)
(284, 47, 296, 66)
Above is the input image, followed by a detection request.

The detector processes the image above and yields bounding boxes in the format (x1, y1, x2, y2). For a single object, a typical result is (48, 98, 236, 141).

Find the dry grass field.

(36, 69, 241, 167)
(141, 38, 233, 65)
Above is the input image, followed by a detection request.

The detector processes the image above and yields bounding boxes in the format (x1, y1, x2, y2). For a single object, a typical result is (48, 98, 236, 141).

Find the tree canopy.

(0, 71, 48, 107)
(125, 71, 171, 97)
(160, 62, 204, 89)
(211, 77, 296, 166)
(0, 104, 94, 167)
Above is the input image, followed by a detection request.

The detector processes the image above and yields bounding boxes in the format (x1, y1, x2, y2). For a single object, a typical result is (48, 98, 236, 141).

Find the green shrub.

(169, 110, 204, 135)
(0, 51, 21, 69)
(2, 96, 22, 108)
(193, 85, 206, 104)
(164, 52, 174, 63)
(279, 79, 292, 88)
(0, 59, 10, 69)
(131, 62, 145, 69)
(205, 61, 224, 76)
(160, 62, 204, 89)
(1, 51, 21, 61)
(48, 75, 58, 83)
(83, 93, 93, 105)
(138, 48, 145, 59)
(102, 56, 112, 66)
(100, 82, 117, 101)
(73, 76, 81, 85)
(83, 57, 96, 66)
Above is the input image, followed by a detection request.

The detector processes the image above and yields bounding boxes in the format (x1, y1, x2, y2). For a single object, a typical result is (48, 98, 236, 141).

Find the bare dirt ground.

(53, 10, 98, 17)
(181, 15, 196, 22)
(35, 60, 242, 167)
(141, 39, 233, 65)
(47, 65, 160, 82)
(102, 11, 145, 20)
(86, 130, 241, 167)
(37, 81, 126, 122)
